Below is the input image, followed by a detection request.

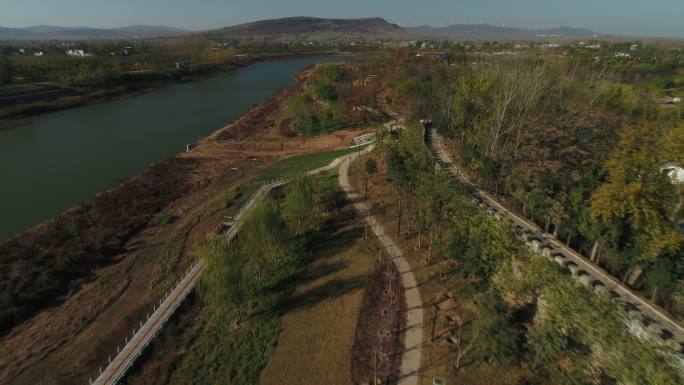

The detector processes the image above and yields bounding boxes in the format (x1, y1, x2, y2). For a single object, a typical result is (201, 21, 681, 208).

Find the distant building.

(656, 96, 682, 105)
(661, 163, 684, 184)
(34, 51, 44, 57)
(585, 44, 601, 50)
(66, 49, 87, 57)
(615, 52, 631, 58)
(364, 74, 378, 85)
(630, 44, 640, 51)
(122, 46, 134, 56)
(538, 43, 560, 50)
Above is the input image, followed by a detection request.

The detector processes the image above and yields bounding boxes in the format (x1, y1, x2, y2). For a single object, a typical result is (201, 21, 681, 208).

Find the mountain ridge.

(0, 18, 607, 41)
(407, 23, 603, 38)
(208, 16, 404, 39)
(0, 25, 190, 40)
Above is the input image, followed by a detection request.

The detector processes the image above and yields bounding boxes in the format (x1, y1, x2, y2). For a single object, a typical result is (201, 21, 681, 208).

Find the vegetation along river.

(0, 55, 354, 240)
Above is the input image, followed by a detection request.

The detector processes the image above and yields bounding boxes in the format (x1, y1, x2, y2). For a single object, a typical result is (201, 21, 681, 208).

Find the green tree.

(287, 91, 320, 135)
(242, 197, 291, 286)
(590, 123, 682, 281)
(473, 291, 519, 365)
(363, 158, 378, 195)
(323, 64, 342, 82)
(282, 175, 317, 235)
(0, 57, 12, 84)
(313, 80, 337, 101)
(196, 234, 250, 322)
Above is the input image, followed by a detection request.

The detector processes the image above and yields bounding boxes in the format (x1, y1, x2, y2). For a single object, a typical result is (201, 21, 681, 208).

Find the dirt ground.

(0, 74, 369, 385)
(349, 250, 406, 385)
(259, 205, 373, 385)
(349, 153, 533, 385)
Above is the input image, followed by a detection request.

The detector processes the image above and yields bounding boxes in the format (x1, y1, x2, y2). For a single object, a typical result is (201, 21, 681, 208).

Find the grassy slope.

(122, 149, 368, 385)
(260, 197, 371, 385)
(255, 145, 366, 182)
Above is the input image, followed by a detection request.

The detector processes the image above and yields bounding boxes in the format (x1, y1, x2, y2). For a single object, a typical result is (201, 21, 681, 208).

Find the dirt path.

(339, 150, 424, 385)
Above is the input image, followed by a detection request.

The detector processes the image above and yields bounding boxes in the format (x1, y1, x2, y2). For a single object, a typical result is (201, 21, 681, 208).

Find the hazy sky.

(2, 0, 684, 37)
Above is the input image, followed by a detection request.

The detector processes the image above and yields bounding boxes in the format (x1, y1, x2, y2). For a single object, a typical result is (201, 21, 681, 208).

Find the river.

(0, 55, 354, 240)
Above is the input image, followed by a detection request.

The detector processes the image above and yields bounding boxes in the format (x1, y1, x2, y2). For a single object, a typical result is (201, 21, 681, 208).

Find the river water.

(0, 55, 352, 240)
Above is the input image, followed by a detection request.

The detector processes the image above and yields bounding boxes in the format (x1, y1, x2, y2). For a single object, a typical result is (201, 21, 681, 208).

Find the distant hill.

(0, 19, 607, 42)
(408, 24, 603, 39)
(0, 25, 190, 41)
(208, 17, 404, 39)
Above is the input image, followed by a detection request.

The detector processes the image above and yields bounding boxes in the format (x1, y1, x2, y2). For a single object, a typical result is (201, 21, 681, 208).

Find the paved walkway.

(338, 149, 423, 385)
(90, 148, 375, 385)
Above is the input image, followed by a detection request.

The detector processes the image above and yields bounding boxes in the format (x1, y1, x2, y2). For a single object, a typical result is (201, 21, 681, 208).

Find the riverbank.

(0, 50, 360, 131)
(0, 59, 371, 384)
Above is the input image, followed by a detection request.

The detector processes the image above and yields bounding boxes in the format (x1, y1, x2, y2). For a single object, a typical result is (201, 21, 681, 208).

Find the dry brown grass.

(0, 78, 369, 385)
(259, 217, 373, 385)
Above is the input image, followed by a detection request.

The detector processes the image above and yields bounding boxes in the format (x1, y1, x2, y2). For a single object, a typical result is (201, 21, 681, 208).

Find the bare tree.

(455, 322, 481, 371)
(487, 68, 520, 158)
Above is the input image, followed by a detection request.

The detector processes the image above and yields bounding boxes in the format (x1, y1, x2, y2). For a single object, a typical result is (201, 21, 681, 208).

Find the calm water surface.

(0, 56, 353, 240)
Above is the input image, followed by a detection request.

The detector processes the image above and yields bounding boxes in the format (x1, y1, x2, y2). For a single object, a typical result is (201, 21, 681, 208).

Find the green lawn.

(164, 307, 279, 385)
(255, 145, 366, 183)
(226, 145, 367, 215)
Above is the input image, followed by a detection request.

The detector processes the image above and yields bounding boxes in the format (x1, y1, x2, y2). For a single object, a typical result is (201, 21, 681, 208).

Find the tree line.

(379, 124, 682, 384)
(282, 62, 385, 135)
(379, 51, 684, 317)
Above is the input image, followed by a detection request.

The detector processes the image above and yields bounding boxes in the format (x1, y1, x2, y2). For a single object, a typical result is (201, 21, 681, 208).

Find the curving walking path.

(90, 147, 374, 385)
(339, 148, 423, 385)
(425, 128, 684, 354)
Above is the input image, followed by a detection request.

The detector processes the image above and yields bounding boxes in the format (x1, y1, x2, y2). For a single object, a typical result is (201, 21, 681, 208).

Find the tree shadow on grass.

(275, 274, 369, 314)
(307, 225, 363, 261)
(299, 260, 350, 284)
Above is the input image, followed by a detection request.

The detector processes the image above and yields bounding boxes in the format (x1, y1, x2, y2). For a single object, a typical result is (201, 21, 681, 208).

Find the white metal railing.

(87, 149, 381, 384)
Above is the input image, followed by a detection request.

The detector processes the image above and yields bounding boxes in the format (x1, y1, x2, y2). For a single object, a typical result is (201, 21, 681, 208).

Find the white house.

(661, 163, 684, 184)
(66, 49, 87, 57)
